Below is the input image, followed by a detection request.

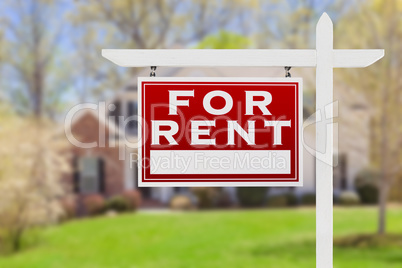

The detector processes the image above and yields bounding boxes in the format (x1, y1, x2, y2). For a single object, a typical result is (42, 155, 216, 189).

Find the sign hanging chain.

(285, 66, 291, 77)
(150, 66, 157, 77)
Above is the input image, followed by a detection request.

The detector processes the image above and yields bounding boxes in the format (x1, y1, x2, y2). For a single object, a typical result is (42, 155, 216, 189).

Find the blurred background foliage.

(0, 0, 355, 116)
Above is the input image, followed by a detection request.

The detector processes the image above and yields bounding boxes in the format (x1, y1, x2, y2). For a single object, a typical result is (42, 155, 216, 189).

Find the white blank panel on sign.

(150, 150, 291, 175)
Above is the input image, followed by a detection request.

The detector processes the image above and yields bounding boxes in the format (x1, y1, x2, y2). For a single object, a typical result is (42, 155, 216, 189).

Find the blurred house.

(65, 67, 371, 208)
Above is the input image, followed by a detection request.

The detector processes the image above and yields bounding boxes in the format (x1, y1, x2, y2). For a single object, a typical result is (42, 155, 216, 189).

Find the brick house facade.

(67, 111, 125, 197)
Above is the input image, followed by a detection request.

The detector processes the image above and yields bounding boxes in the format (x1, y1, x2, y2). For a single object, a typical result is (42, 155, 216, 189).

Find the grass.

(0, 207, 402, 268)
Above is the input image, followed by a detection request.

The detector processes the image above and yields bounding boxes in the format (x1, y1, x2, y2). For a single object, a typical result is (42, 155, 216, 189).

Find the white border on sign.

(138, 77, 303, 187)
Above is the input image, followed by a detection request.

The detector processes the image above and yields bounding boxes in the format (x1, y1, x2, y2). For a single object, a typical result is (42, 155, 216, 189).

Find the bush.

(285, 193, 298, 206)
(301, 193, 316, 206)
(267, 195, 288, 207)
(83, 194, 106, 216)
(334, 234, 402, 248)
(357, 185, 378, 204)
(216, 190, 233, 208)
(236, 187, 268, 207)
(191, 187, 220, 209)
(355, 169, 379, 204)
(339, 191, 361, 206)
(122, 190, 142, 211)
(0, 113, 69, 253)
(60, 196, 77, 220)
(170, 195, 193, 210)
(190, 187, 233, 209)
(106, 195, 131, 213)
(267, 193, 298, 208)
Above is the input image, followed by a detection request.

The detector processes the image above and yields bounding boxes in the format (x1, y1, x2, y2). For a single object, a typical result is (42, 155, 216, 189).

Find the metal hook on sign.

(285, 66, 291, 78)
(150, 66, 157, 77)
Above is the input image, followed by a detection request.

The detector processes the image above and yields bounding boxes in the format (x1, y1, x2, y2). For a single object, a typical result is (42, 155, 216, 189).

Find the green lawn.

(1, 207, 402, 268)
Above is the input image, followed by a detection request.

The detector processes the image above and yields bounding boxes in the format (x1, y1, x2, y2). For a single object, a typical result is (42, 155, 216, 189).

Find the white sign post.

(103, 13, 383, 268)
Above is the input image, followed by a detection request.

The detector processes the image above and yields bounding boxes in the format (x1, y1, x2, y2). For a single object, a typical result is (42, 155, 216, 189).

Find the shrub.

(339, 191, 361, 206)
(191, 187, 220, 209)
(267, 193, 298, 208)
(170, 195, 193, 210)
(216, 190, 233, 208)
(122, 190, 142, 211)
(357, 185, 379, 204)
(267, 195, 288, 207)
(285, 193, 298, 206)
(83, 194, 106, 216)
(301, 193, 316, 205)
(60, 196, 77, 220)
(334, 234, 402, 248)
(106, 195, 131, 213)
(236, 187, 268, 207)
(355, 169, 379, 204)
(0, 112, 69, 253)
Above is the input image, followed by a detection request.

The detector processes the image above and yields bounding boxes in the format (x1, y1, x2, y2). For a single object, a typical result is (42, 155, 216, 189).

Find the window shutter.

(98, 158, 105, 194)
(110, 100, 121, 126)
(127, 101, 138, 132)
(340, 155, 347, 190)
(73, 156, 80, 193)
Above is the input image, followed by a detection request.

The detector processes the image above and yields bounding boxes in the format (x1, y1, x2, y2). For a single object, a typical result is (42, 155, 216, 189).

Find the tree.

(335, 0, 402, 234)
(254, 0, 351, 49)
(71, 0, 254, 48)
(252, 0, 352, 93)
(68, 0, 256, 91)
(0, 105, 70, 253)
(197, 30, 251, 49)
(0, 0, 70, 118)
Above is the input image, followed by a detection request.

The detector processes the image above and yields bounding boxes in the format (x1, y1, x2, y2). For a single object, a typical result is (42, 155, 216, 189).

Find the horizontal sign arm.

(102, 49, 316, 67)
(102, 49, 384, 68)
(333, 49, 384, 68)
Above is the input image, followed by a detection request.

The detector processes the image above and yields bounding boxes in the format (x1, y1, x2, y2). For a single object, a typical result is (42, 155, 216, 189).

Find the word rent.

(152, 90, 290, 146)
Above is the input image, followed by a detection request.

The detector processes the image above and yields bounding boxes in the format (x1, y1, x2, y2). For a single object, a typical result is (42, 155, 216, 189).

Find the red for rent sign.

(138, 78, 303, 187)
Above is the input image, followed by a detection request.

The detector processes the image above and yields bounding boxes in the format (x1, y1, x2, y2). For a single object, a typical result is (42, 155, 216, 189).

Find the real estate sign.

(138, 78, 303, 187)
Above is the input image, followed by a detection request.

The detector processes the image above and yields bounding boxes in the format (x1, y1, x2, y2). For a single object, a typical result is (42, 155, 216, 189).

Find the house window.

(109, 100, 121, 126)
(333, 154, 347, 191)
(339, 154, 347, 190)
(77, 157, 105, 194)
(126, 85, 136, 91)
(127, 159, 138, 190)
(127, 101, 138, 132)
